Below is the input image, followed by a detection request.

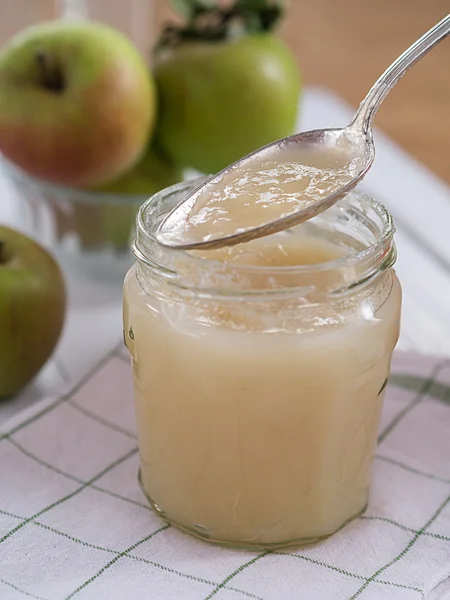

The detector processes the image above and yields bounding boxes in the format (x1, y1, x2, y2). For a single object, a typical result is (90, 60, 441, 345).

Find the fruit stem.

(157, 0, 284, 50)
(0, 240, 5, 264)
(35, 51, 66, 93)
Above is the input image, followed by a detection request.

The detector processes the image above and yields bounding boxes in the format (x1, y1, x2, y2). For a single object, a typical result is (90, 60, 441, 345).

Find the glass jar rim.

(132, 177, 396, 295)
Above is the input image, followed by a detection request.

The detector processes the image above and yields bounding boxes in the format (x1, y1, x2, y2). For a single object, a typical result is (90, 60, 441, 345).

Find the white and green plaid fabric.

(1, 345, 450, 600)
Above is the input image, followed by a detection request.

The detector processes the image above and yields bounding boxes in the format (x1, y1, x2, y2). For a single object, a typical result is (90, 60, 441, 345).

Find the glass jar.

(123, 178, 402, 550)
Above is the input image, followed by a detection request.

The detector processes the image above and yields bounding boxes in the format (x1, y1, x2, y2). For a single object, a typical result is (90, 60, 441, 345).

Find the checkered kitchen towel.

(1, 346, 450, 600)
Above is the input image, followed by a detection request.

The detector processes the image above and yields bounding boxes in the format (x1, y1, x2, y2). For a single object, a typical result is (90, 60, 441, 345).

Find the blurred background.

(1, 0, 449, 183)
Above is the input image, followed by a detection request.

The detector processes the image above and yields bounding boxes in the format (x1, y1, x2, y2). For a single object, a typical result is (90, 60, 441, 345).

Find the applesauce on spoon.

(157, 143, 359, 248)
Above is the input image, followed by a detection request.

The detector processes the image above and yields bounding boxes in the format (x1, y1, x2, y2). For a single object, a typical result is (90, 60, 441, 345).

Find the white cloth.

(1, 348, 450, 600)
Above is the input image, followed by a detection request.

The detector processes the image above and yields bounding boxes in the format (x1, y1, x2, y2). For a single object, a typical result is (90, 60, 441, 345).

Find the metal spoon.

(157, 14, 450, 251)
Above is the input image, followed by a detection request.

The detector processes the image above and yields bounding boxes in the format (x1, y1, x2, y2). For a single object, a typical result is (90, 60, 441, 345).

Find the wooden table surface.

(281, 1, 450, 185)
(1, 1, 449, 184)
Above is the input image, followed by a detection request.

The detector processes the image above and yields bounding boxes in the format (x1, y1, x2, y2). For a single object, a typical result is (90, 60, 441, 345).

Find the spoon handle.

(352, 13, 450, 135)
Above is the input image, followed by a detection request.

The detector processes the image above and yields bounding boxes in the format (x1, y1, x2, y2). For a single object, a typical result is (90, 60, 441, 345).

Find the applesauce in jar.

(123, 178, 401, 549)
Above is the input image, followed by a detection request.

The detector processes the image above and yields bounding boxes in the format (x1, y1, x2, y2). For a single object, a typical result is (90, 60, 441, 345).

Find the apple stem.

(0, 240, 4, 264)
(35, 51, 65, 93)
(158, 0, 284, 49)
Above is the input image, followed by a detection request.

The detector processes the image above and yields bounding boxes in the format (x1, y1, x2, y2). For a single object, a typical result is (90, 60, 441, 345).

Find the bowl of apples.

(0, 145, 183, 280)
(0, 0, 301, 279)
(0, 20, 183, 279)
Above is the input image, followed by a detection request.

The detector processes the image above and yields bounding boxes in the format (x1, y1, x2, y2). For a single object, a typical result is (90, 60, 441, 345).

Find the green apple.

(153, 1, 300, 173)
(0, 21, 155, 188)
(92, 146, 184, 195)
(0, 227, 66, 398)
(75, 146, 184, 251)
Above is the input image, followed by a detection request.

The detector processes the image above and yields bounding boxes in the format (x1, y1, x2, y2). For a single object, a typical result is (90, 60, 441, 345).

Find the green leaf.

(159, 0, 285, 50)
(234, 0, 285, 31)
(235, 0, 283, 11)
(235, 0, 268, 9)
(169, 0, 194, 20)
(170, 0, 216, 20)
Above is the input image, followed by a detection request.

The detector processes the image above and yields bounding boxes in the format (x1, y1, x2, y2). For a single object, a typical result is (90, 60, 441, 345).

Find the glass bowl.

(0, 154, 169, 281)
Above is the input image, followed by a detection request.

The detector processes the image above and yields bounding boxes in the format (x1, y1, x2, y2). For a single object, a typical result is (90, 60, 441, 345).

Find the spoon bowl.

(158, 127, 372, 250)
